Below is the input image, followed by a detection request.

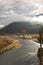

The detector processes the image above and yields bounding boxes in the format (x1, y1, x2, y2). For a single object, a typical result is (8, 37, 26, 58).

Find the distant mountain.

(0, 22, 42, 34)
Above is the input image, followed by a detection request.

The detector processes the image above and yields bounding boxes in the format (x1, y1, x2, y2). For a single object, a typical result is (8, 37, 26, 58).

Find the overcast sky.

(0, 0, 43, 26)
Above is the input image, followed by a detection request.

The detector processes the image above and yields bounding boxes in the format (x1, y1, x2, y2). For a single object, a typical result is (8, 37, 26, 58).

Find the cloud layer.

(0, 0, 43, 24)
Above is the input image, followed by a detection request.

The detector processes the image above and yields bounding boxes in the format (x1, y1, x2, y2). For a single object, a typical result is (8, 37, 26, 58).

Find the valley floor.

(10, 34, 39, 42)
(0, 34, 39, 54)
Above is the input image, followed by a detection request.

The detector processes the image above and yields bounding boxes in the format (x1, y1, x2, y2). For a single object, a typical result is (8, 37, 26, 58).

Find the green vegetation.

(21, 29, 27, 38)
(38, 26, 43, 48)
(37, 25, 43, 65)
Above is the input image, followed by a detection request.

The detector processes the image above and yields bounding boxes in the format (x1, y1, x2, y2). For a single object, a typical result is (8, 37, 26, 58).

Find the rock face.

(38, 48, 43, 65)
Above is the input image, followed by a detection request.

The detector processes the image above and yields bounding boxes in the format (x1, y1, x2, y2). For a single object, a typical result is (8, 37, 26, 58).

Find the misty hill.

(0, 22, 42, 34)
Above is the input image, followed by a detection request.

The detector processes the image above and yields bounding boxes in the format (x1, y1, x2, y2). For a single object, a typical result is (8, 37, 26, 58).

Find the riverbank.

(16, 34, 39, 42)
(0, 36, 21, 54)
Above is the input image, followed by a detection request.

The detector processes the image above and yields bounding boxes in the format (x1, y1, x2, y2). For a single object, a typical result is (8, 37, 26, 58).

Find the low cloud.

(0, 25, 5, 28)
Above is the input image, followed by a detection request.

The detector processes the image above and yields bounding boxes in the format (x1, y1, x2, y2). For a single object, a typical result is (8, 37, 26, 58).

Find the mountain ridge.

(0, 22, 42, 34)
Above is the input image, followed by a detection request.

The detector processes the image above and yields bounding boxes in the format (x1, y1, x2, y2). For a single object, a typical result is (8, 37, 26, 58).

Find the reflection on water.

(0, 36, 40, 65)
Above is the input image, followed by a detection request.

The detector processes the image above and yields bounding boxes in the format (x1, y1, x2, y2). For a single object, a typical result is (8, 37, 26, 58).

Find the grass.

(16, 34, 39, 42)
(0, 36, 21, 54)
(0, 34, 40, 54)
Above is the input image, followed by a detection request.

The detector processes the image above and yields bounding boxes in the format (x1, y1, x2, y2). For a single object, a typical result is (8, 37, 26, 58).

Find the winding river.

(0, 36, 40, 65)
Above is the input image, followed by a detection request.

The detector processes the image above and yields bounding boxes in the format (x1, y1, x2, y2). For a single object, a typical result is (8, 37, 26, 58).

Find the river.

(0, 36, 40, 65)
